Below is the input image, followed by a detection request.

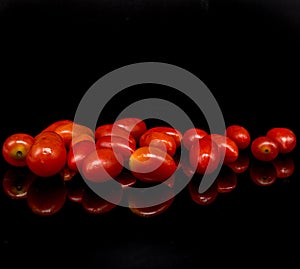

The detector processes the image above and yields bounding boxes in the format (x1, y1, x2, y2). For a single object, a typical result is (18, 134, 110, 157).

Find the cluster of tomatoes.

(2, 118, 297, 183)
(1, 117, 297, 216)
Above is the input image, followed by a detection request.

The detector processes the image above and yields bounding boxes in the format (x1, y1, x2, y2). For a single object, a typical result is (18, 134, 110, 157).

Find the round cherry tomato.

(2, 133, 35, 167)
(207, 133, 239, 164)
(189, 136, 221, 174)
(266, 127, 296, 154)
(81, 148, 124, 183)
(114, 117, 147, 141)
(225, 124, 251, 150)
(139, 131, 177, 156)
(26, 131, 67, 177)
(128, 146, 177, 183)
(250, 136, 279, 161)
(182, 127, 208, 150)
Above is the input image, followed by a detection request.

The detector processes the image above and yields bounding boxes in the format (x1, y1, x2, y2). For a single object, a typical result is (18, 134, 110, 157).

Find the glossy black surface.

(1, 1, 299, 268)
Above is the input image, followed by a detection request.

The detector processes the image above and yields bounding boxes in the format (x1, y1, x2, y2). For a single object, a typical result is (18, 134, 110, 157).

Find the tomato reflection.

(226, 151, 250, 174)
(271, 155, 295, 179)
(2, 166, 37, 199)
(27, 175, 67, 216)
(216, 166, 238, 193)
(249, 160, 277, 187)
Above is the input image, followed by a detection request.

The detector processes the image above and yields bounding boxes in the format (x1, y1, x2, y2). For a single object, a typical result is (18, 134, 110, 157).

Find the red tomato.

(250, 136, 279, 161)
(114, 117, 147, 141)
(182, 127, 208, 150)
(139, 126, 183, 148)
(27, 175, 67, 216)
(189, 136, 221, 175)
(81, 148, 124, 183)
(41, 119, 73, 132)
(95, 135, 136, 159)
(207, 133, 239, 164)
(225, 124, 251, 150)
(26, 131, 67, 177)
(2, 133, 35, 167)
(128, 146, 177, 183)
(266, 127, 297, 154)
(139, 131, 177, 156)
(67, 139, 96, 172)
(95, 124, 137, 145)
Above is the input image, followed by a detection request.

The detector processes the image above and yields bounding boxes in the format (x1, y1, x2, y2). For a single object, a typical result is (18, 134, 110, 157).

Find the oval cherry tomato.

(41, 119, 73, 132)
(189, 136, 221, 175)
(182, 127, 208, 150)
(67, 139, 96, 172)
(250, 136, 279, 161)
(95, 135, 136, 159)
(139, 126, 183, 148)
(139, 131, 177, 157)
(27, 175, 67, 216)
(2, 133, 35, 167)
(81, 148, 124, 183)
(207, 133, 239, 164)
(129, 146, 177, 183)
(26, 131, 67, 177)
(266, 127, 297, 154)
(95, 124, 137, 146)
(225, 124, 251, 150)
(114, 117, 147, 141)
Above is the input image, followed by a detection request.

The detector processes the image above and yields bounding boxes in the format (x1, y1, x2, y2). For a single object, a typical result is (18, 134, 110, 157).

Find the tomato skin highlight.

(266, 127, 297, 154)
(81, 148, 124, 183)
(26, 131, 67, 177)
(129, 146, 177, 183)
(2, 133, 35, 167)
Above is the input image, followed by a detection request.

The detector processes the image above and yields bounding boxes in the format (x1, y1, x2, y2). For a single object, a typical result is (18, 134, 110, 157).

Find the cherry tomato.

(225, 124, 251, 150)
(207, 133, 239, 164)
(189, 136, 221, 175)
(250, 136, 279, 161)
(128, 146, 177, 183)
(27, 175, 67, 216)
(266, 127, 297, 154)
(95, 124, 137, 146)
(95, 135, 136, 159)
(51, 121, 94, 149)
(139, 131, 177, 156)
(2, 133, 34, 167)
(81, 148, 124, 183)
(67, 139, 96, 172)
(41, 119, 73, 132)
(182, 127, 208, 150)
(26, 131, 67, 177)
(114, 117, 147, 140)
(139, 126, 183, 148)
(2, 167, 37, 199)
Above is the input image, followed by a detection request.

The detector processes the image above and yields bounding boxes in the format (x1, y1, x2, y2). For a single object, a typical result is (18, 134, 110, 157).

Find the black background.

(0, 0, 299, 268)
